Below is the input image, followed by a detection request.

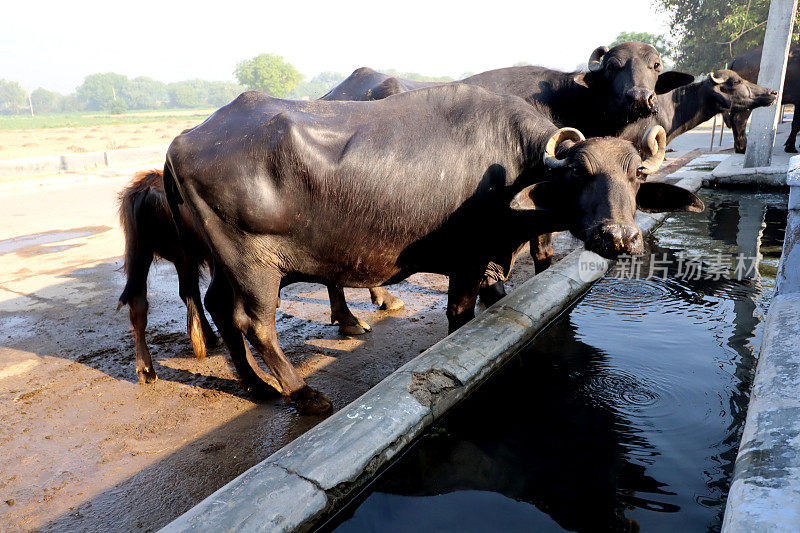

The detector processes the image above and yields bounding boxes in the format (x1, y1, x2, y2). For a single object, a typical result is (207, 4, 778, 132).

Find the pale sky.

(1, 0, 671, 94)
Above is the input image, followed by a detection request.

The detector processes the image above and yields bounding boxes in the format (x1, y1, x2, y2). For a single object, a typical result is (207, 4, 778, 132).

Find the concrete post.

(743, 0, 799, 168)
(776, 155, 800, 293)
(736, 198, 766, 281)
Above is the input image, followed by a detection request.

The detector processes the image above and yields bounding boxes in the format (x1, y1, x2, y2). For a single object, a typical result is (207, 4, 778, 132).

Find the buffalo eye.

(635, 166, 646, 179)
(654, 62, 661, 71)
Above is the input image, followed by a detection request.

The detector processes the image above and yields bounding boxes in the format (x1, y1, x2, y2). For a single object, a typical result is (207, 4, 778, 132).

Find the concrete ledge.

(709, 153, 789, 186)
(722, 294, 800, 532)
(60, 150, 107, 172)
(161, 172, 704, 533)
(0, 144, 168, 179)
(724, 160, 800, 532)
(0, 154, 62, 178)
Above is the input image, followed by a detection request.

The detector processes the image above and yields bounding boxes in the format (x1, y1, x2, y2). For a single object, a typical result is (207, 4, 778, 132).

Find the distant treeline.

(0, 71, 454, 117)
(0, 55, 464, 117)
(0, 75, 245, 115)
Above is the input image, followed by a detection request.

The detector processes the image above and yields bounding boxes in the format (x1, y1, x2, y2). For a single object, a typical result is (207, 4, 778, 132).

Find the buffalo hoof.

(370, 289, 405, 311)
(785, 145, 798, 154)
(377, 294, 405, 311)
(137, 367, 158, 384)
(734, 147, 746, 154)
(337, 317, 372, 335)
(291, 387, 332, 414)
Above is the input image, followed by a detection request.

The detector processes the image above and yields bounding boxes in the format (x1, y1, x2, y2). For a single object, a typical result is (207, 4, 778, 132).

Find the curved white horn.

(709, 71, 725, 84)
(543, 127, 586, 168)
(639, 125, 667, 175)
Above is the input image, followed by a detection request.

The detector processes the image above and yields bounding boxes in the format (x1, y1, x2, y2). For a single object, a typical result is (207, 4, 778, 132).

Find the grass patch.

(0, 109, 214, 130)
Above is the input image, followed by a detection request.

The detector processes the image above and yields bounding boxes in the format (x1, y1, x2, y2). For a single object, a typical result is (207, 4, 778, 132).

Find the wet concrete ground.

(0, 165, 560, 532)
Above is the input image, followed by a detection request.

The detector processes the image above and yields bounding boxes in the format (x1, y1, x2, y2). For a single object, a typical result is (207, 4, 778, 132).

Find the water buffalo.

(118, 170, 217, 383)
(727, 46, 800, 153)
(321, 67, 438, 101)
(620, 69, 777, 146)
(117, 170, 387, 384)
(163, 85, 703, 413)
(322, 41, 695, 308)
(324, 42, 695, 136)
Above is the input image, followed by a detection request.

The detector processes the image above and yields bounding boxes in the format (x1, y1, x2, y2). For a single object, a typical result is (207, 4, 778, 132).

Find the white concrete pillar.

(743, 0, 799, 168)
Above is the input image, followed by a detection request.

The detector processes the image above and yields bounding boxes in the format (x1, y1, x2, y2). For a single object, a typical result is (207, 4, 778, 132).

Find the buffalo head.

(706, 69, 777, 112)
(581, 42, 695, 120)
(511, 125, 704, 259)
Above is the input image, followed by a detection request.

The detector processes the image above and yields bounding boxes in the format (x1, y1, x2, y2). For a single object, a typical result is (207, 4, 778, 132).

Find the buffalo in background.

(727, 46, 800, 153)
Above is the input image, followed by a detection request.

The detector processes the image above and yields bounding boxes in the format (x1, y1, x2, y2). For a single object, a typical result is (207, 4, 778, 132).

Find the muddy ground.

(0, 164, 577, 532)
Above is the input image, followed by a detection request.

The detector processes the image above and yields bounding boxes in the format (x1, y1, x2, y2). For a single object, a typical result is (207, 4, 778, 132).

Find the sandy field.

(0, 119, 204, 160)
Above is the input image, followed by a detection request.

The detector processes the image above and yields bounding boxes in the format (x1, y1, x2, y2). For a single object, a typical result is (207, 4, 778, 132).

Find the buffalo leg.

(531, 233, 553, 273)
(447, 271, 483, 334)
(785, 109, 800, 153)
(204, 269, 279, 397)
(119, 249, 158, 383)
(479, 262, 508, 308)
(243, 269, 331, 414)
(369, 286, 405, 310)
(730, 109, 751, 154)
(327, 284, 372, 335)
(174, 253, 217, 359)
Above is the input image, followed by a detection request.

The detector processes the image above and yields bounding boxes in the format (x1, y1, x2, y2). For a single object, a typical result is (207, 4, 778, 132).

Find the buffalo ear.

(577, 70, 603, 88)
(573, 72, 589, 88)
(636, 182, 705, 213)
(655, 71, 695, 94)
(712, 90, 733, 109)
(510, 182, 566, 211)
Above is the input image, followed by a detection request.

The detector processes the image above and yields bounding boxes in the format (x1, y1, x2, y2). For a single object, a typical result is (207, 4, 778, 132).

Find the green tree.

(30, 88, 64, 113)
(206, 81, 245, 106)
(167, 79, 209, 108)
(0, 79, 27, 114)
(610, 31, 675, 60)
(77, 72, 129, 110)
(60, 94, 82, 112)
(654, 0, 800, 73)
(289, 71, 345, 99)
(121, 76, 167, 109)
(234, 53, 302, 97)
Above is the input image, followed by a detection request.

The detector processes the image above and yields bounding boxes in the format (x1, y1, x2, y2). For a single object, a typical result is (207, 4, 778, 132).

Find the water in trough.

(327, 189, 788, 533)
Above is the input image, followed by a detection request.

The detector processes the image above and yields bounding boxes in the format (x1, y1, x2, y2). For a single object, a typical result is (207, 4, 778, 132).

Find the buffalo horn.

(543, 127, 586, 168)
(639, 125, 667, 175)
(588, 46, 609, 72)
(709, 71, 726, 84)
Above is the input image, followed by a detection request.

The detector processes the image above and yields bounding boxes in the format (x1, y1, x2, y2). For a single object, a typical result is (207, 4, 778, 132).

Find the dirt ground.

(0, 119, 204, 160)
(0, 164, 574, 532)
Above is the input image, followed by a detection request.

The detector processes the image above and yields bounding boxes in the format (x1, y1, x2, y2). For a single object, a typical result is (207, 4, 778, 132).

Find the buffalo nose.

(626, 88, 656, 111)
(771, 90, 778, 96)
(588, 224, 644, 258)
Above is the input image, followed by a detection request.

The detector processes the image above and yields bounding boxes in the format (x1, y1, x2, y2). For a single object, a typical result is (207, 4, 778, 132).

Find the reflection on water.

(328, 190, 788, 533)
